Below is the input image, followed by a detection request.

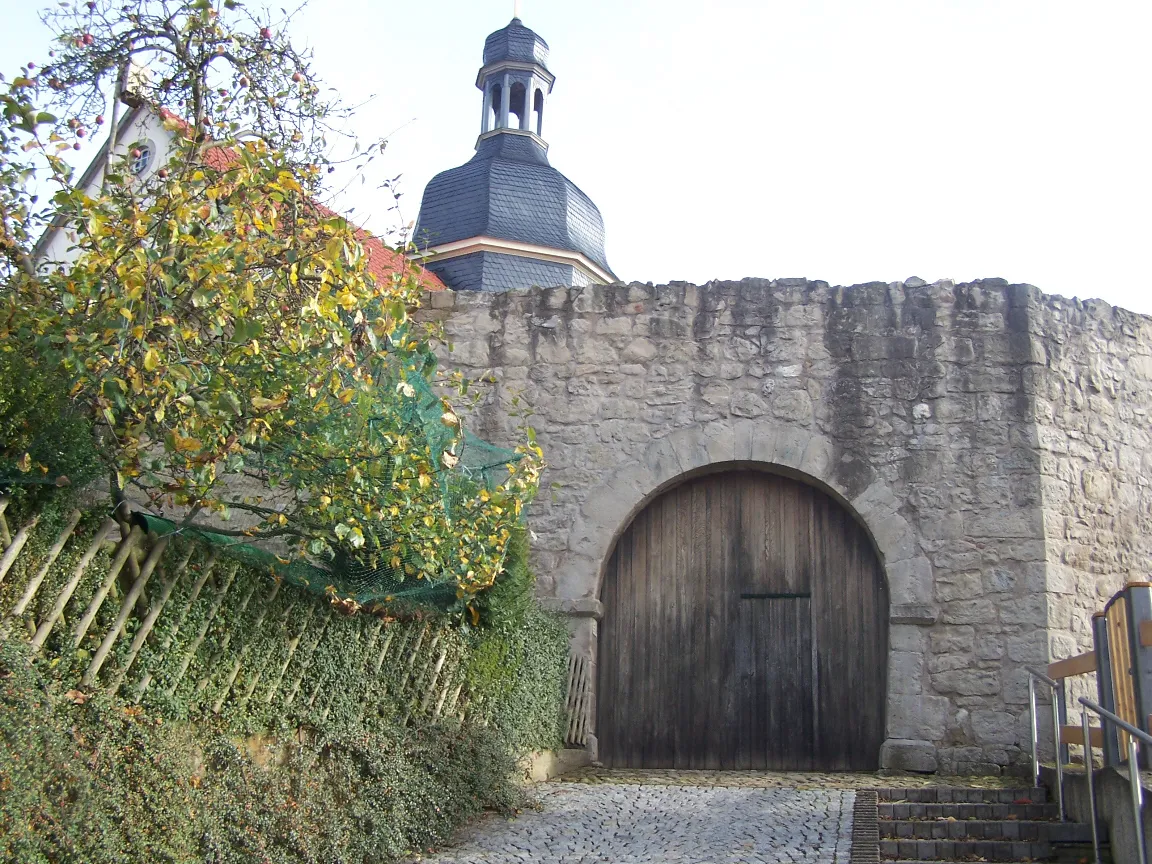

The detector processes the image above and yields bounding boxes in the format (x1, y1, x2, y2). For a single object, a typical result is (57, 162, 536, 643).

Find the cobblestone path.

(413, 783, 855, 863)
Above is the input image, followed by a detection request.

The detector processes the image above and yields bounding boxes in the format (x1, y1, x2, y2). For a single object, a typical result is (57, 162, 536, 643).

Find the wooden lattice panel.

(565, 651, 592, 747)
(0, 506, 470, 729)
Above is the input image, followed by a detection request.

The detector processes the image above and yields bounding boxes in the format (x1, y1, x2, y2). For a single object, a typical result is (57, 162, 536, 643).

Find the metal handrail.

(1080, 698, 1152, 747)
(1080, 697, 1149, 864)
(1028, 666, 1060, 689)
(1026, 666, 1065, 822)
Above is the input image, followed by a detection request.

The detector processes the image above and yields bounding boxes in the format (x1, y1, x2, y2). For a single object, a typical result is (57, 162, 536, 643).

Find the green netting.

(138, 345, 522, 613)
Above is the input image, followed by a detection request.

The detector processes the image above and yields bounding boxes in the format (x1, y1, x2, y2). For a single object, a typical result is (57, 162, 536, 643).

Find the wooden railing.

(1036, 581, 1152, 768)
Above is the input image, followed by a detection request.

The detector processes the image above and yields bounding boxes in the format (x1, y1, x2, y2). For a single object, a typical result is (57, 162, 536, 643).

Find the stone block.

(549, 553, 599, 601)
(701, 383, 731, 408)
(768, 427, 813, 469)
(971, 710, 1018, 746)
(887, 694, 949, 740)
(1006, 631, 1049, 663)
(930, 626, 975, 654)
(890, 624, 927, 653)
(799, 436, 835, 483)
(879, 738, 939, 773)
(539, 597, 605, 620)
(891, 604, 940, 625)
(998, 594, 1046, 626)
(699, 423, 736, 465)
(935, 570, 984, 603)
(852, 479, 902, 522)
(772, 389, 813, 423)
(872, 513, 919, 564)
(889, 651, 924, 694)
(622, 337, 657, 362)
(927, 653, 969, 674)
(930, 669, 1000, 696)
(983, 567, 1016, 593)
(733, 420, 756, 460)
(889, 558, 934, 605)
(1082, 468, 1113, 502)
(940, 599, 996, 625)
(731, 392, 768, 418)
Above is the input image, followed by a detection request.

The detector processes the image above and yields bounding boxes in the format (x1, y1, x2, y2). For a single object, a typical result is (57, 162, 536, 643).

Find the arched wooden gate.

(597, 469, 888, 770)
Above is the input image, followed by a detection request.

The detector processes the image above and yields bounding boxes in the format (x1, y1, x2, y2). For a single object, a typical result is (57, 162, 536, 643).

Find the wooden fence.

(1045, 580, 1152, 767)
(0, 497, 473, 728)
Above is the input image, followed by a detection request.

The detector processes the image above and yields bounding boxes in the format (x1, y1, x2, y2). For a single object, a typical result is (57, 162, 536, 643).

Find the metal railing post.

(1083, 708, 1101, 864)
(1081, 697, 1152, 864)
(1052, 685, 1065, 821)
(1058, 678, 1070, 765)
(1131, 736, 1147, 864)
(1030, 674, 1040, 787)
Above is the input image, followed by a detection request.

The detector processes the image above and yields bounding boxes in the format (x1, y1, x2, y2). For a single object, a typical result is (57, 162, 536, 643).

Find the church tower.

(414, 17, 616, 292)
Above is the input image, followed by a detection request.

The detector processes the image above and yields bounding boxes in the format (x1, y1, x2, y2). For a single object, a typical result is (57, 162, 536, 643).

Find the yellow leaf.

(143, 349, 160, 372)
(252, 395, 288, 412)
(119, 307, 134, 322)
(172, 433, 202, 453)
(417, 473, 431, 489)
(17, 452, 32, 473)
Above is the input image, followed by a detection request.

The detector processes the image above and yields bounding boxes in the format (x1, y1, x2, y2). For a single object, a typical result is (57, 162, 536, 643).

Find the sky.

(2, 0, 1150, 314)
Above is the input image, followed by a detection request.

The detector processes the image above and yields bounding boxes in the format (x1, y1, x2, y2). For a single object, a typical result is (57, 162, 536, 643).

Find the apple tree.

(0, 0, 543, 604)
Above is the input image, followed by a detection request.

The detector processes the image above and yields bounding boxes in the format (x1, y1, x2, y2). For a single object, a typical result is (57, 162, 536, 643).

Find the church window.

(130, 142, 154, 176)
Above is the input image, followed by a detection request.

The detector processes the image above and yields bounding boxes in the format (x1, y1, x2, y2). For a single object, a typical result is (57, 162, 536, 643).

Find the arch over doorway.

(596, 466, 889, 769)
(554, 421, 937, 770)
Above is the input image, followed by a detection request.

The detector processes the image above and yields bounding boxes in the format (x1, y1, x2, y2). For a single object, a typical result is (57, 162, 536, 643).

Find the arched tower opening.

(509, 82, 528, 129)
(533, 88, 545, 136)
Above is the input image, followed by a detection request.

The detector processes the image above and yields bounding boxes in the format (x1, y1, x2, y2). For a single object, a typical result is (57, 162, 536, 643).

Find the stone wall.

(421, 278, 1152, 773)
(1032, 298, 1152, 709)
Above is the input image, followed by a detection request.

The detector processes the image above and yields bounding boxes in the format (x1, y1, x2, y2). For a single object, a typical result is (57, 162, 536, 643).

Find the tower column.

(500, 72, 511, 128)
(482, 82, 493, 133)
(520, 75, 532, 131)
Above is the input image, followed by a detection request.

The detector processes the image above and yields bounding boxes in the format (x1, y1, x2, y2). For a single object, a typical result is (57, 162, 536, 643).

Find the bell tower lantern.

(478, 17, 554, 144)
(414, 15, 616, 293)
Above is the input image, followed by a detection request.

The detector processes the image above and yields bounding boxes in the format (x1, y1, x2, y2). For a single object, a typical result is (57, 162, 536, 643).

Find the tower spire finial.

(514, 0, 521, 20)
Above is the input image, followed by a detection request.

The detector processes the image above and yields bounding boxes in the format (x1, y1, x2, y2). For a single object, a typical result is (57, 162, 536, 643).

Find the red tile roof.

(170, 115, 445, 292)
(310, 199, 445, 292)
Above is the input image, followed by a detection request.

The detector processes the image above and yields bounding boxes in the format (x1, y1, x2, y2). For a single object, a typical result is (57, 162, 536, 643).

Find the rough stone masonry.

(421, 277, 1152, 774)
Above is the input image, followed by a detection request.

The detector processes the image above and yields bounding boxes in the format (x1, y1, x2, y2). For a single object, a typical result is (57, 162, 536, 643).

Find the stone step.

(878, 801, 1059, 821)
(880, 838, 1051, 861)
(881, 845, 1106, 864)
(882, 819, 1094, 843)
(874, 786, 1047, 804)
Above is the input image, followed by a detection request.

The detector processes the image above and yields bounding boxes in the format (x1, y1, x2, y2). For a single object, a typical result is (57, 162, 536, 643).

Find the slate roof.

(415, 134, 612, 275)
(427, 251, 579, 294)
(483, 18, 550, 68)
